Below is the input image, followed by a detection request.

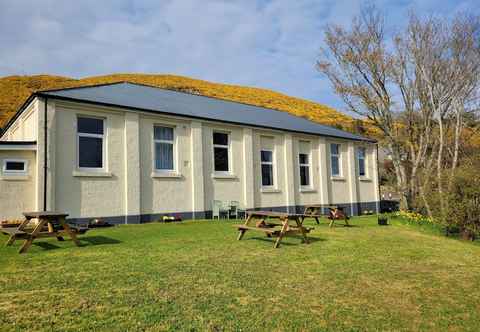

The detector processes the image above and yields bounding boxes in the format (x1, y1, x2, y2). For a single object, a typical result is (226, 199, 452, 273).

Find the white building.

(0, 82, 379, 223)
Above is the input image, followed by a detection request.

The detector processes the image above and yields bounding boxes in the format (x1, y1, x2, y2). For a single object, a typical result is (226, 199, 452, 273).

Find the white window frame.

(260, 149, 275, 188)
(2, 159, 28, 175)
(298, 151, 312, 188)
(330, 143, 342, 177)
(212, 131, 231, 174)
(76, 116, 106, 172)
(153, 125, 176, 173)
(358, 147, 367, 177)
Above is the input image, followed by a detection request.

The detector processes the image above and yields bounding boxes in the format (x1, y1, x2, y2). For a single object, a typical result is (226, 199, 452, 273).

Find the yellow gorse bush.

(0, 74, 375, 136)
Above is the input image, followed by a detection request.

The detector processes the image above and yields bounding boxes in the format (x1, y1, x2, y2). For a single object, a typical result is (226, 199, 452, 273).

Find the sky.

(1, 0, 479, 114)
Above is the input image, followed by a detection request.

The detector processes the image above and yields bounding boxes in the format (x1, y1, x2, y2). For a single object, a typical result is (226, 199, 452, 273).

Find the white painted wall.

(54, 104, 126, 219)
(0, 97, 379, 221)
(1, 102, 38, 142)
(0, 150, 36, 220)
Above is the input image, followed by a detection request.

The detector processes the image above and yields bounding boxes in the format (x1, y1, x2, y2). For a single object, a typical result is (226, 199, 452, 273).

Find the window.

(330, 143, 341, 176)
(299, 153, 310, 186)
(77, 117, 104, 169)
(2, 159, 27, 174)
(154, 126, 175, 171)
(261, 150, 274, 186)
(213, 132, 229, 172)
(358, 147, 367, 177)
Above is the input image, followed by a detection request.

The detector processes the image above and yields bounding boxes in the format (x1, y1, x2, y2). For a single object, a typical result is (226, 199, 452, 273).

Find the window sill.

(359, 177, 372, 182)
(261, 187, 281, 193)
(331, 176, 346, 181)
(0, 175, 29, 181)
(151, 172, 182, 178)
(299, 187, 317, 193)
(211, 173, 237, 179)
(73, 171, 113, 178)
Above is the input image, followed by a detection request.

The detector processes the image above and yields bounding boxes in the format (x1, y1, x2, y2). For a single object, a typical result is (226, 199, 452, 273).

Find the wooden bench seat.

(234, 225, 281, 235)
(1, 228, 27, 236)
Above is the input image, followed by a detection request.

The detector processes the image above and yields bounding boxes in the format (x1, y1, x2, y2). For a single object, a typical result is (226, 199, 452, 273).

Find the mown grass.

(0, 216, 479, 331)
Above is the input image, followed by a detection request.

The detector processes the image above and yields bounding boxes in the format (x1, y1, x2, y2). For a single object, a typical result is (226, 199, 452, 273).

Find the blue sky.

(0, 0, 479, 114)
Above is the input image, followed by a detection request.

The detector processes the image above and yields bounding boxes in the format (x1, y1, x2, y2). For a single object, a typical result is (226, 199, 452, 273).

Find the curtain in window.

(155, 127, 174, 141)
(358, 148, 366, 176)
(155, 142, 174, 170)
(331, 156, 340, 176)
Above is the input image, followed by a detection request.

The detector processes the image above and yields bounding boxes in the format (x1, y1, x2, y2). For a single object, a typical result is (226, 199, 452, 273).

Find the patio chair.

(229, 201, 246, 219)
(212, 200, 229, 220)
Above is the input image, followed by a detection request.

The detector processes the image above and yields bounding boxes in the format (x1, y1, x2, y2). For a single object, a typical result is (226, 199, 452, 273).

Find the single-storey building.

(0, 82, 379, 223)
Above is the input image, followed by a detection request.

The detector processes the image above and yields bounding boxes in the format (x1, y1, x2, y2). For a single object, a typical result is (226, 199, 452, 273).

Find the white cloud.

(0, 0, 479, 112)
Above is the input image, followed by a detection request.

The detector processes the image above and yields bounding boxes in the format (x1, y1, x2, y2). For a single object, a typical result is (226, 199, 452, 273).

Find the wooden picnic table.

(302, 205, 351, 227)
(2, 211, 81, 254)
(234, 211, 314, 248)
(303, 204, 323, 224)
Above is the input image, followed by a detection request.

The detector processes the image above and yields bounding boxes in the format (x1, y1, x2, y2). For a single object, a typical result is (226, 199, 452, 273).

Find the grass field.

(0, 216, 479, 331)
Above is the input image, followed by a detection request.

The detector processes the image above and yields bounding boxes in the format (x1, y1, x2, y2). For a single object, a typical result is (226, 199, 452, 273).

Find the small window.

(299, 153, 310, 186)
(330, 143, 341, 177)
(3, 159, 27, 174)
(358, 147, 367, 177)
(77, 117, 104, 169)
(154, 126, 175, 171)
(261, 150, 274, 186)
(213, 132, 229, 172)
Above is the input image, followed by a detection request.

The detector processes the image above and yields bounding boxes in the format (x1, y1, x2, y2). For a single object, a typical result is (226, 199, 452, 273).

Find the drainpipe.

(43, 97, 48, 211)
(376, 143, 381, 214)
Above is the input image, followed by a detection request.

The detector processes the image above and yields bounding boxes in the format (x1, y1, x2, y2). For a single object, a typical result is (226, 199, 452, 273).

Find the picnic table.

(303, 204, 323, 224)
(326, 206, 350, 227)
(234, 211, 314, 248)
(302, 205, 351, 228)
(2, 211, 83, 253)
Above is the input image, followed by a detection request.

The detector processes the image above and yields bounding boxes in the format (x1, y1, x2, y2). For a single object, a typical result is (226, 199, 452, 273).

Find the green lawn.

(0, 216, 479, 331)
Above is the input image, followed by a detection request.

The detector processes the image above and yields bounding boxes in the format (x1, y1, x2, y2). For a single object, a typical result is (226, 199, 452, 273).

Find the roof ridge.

(36, 81, 127, 94)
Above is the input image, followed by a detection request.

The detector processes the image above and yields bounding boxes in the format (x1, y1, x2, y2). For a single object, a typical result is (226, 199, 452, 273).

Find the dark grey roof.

(37, 82, 374, 142)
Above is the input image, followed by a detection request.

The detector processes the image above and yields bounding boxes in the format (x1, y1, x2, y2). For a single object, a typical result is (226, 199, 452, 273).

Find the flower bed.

(392, 210, 435, 224)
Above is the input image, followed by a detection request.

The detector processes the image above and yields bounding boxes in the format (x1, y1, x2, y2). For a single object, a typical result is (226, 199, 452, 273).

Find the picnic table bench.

(2, 211, 86, 254)
(234, 211, 314, 248)
(302, 205, 350, 227)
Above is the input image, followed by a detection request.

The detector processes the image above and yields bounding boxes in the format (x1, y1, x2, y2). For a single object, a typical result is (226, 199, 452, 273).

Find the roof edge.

(36, 81, 127, 94)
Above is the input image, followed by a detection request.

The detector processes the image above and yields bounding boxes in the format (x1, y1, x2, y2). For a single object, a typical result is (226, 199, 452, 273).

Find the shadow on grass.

(34, 242, 61, 250)
(32, 236, 121, 251)
(80, 236, 122, 246)
(247, 235, 325, 246)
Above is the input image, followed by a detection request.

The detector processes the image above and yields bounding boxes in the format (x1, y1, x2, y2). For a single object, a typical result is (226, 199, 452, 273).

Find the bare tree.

(317, 8, 480, 213)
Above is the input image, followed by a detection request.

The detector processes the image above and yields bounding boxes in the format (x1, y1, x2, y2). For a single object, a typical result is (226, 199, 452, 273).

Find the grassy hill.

(0, 74, 366, 134)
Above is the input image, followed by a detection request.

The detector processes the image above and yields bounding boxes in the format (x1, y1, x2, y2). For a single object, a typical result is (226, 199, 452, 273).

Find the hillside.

(0, 74, 364, 134)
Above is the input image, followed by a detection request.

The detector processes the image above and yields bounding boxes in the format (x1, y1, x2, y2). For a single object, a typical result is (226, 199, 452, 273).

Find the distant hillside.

(0, 74, 369, 135)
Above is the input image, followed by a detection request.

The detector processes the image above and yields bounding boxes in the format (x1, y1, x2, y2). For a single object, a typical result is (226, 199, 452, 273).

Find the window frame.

(212, 131, 231, 174)
(357, 146, 367, 177)
(76, 115, 106, 172)
(330, 143, 342, 177)
(153, 125, 176, 173)
(298, 152, 311, 188)
(260, 149, 275, 188)
(2, 159, 28, 175)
